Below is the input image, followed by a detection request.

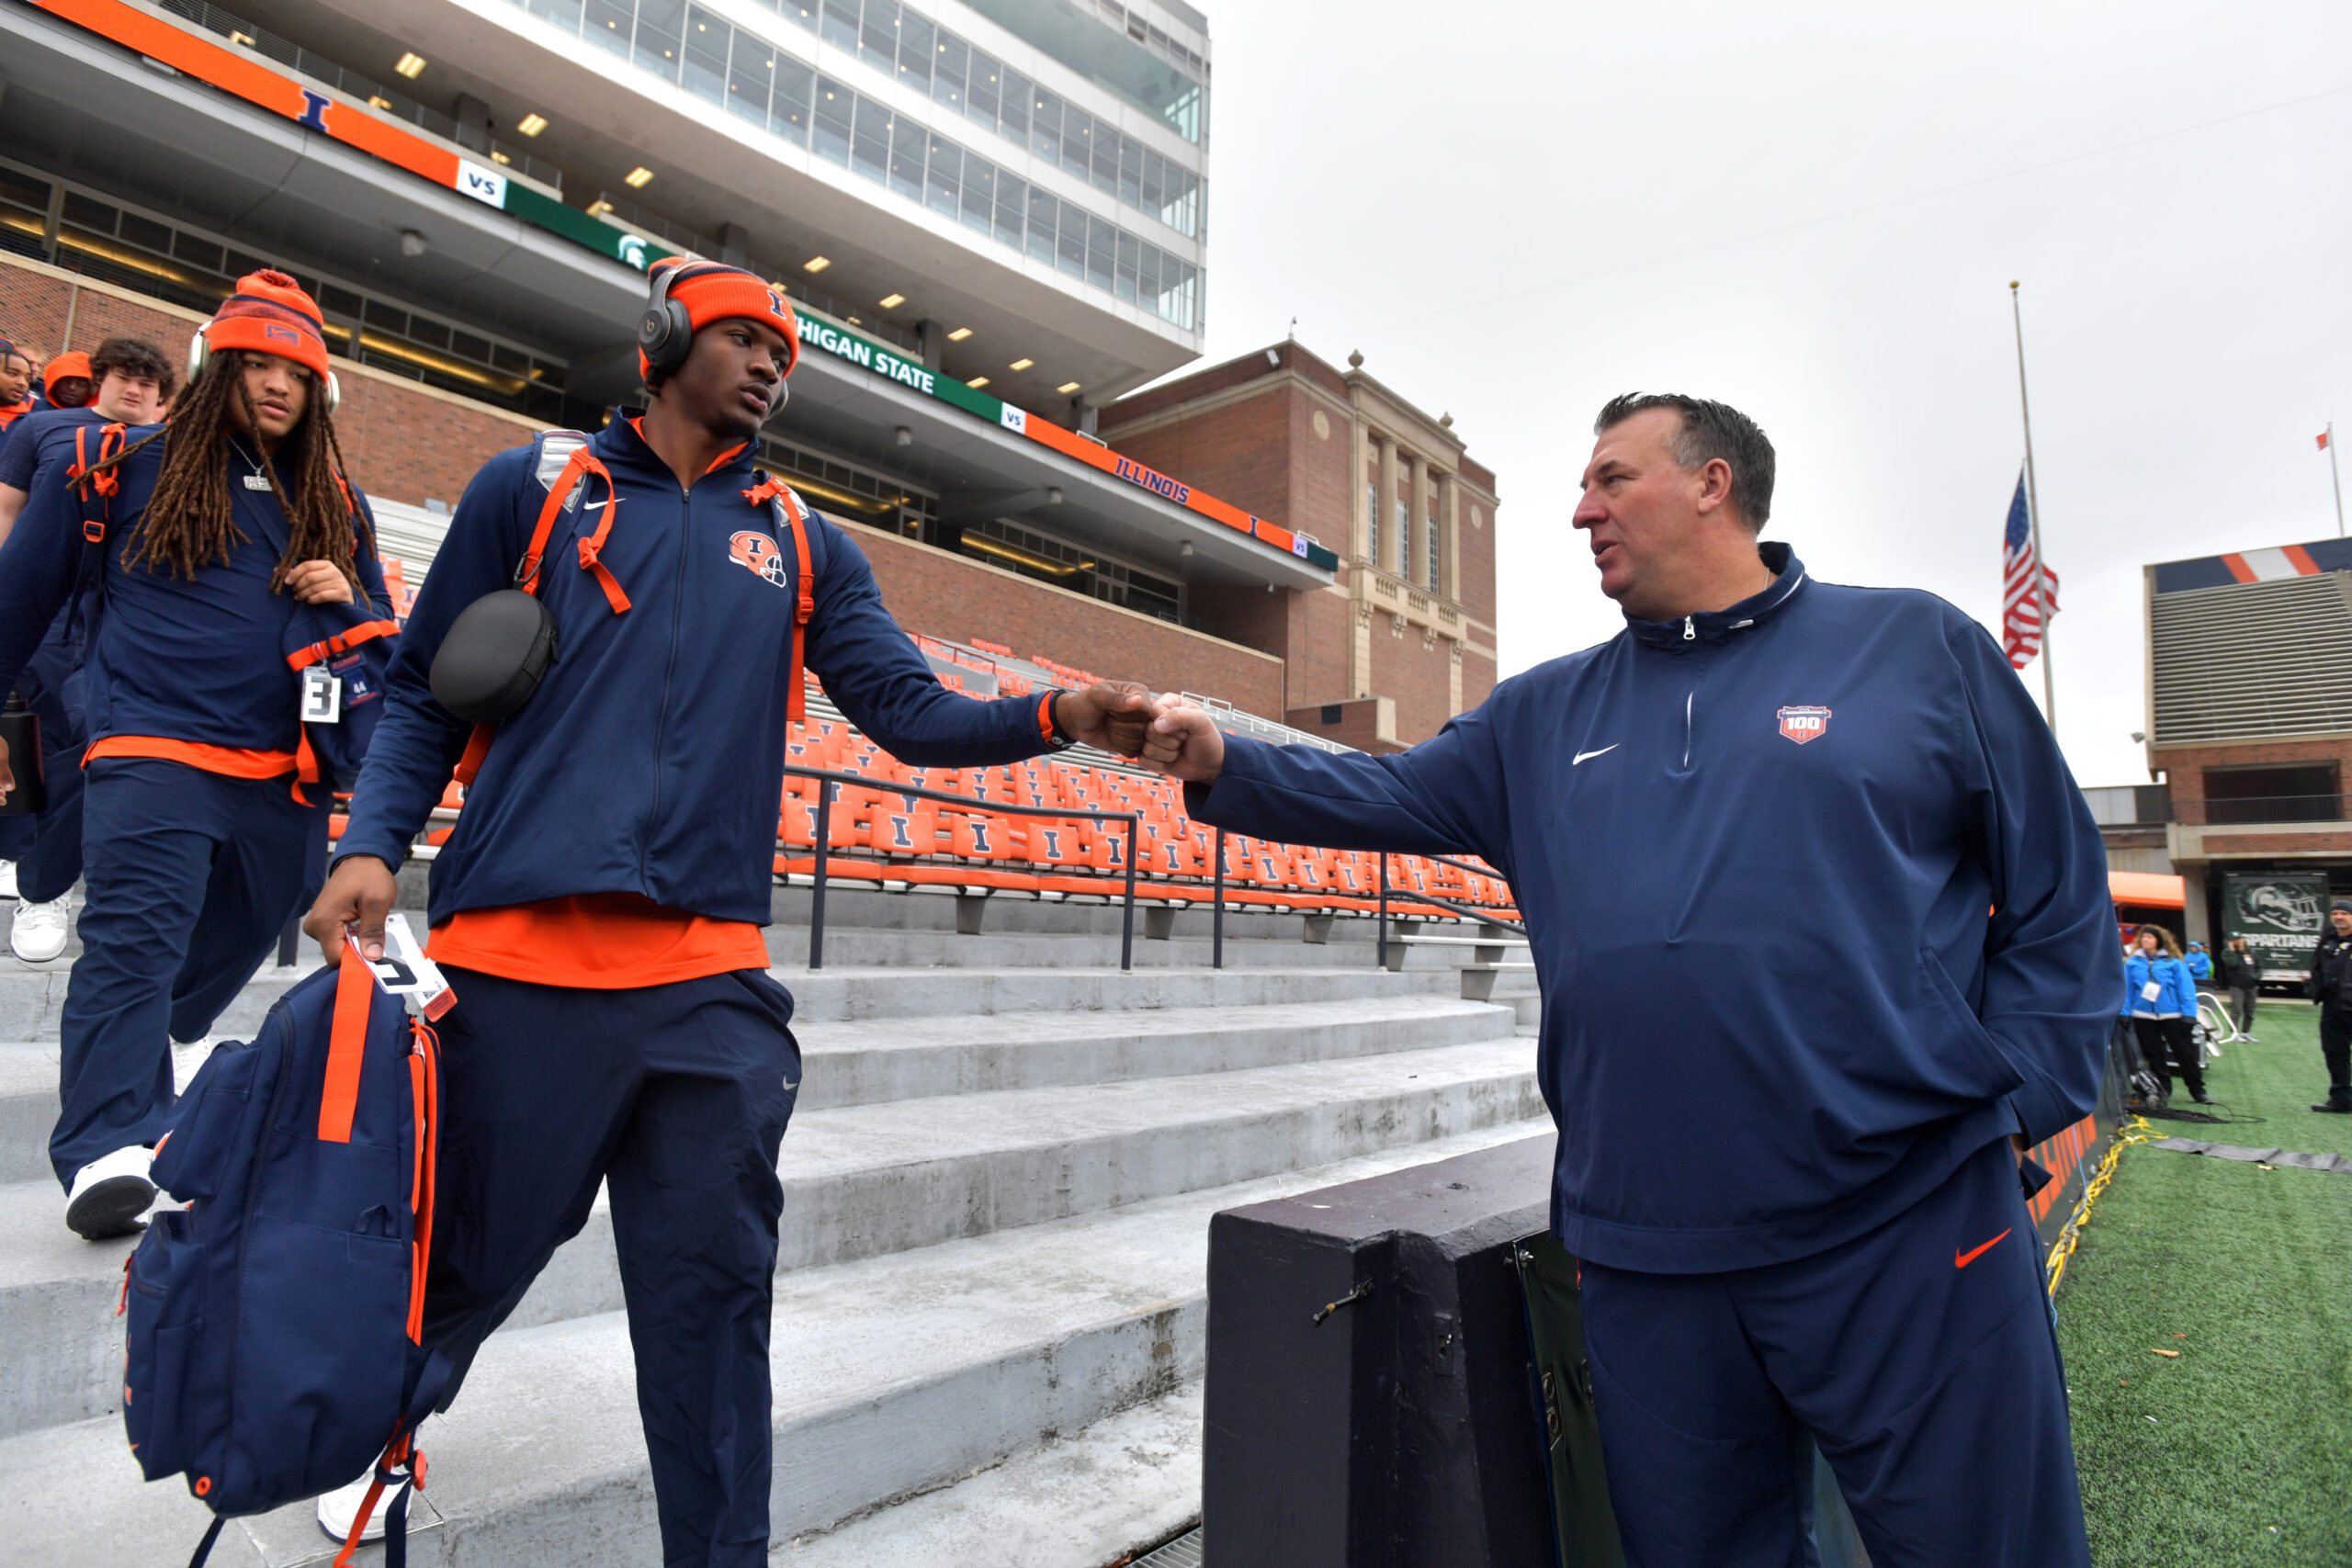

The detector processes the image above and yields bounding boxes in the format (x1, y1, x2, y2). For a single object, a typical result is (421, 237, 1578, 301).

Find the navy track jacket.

(336, 415, 1057, 927)
(1188, 545, 2125, 1273)
(0, 428, 390, 750)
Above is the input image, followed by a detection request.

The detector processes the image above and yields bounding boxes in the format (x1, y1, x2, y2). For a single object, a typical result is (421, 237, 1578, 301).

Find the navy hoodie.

(336, 415, 1057, 927)
(1186, 545, 2125, 1273)
(0, 428, 390, 752)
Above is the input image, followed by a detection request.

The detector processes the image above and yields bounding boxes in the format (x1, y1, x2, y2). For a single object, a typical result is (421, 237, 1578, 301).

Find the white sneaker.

(64, 1145, 156, 1239)
(0, 860, 16, 898)
(317, 1471, 391, 1546)
(10, 896, 69, 963)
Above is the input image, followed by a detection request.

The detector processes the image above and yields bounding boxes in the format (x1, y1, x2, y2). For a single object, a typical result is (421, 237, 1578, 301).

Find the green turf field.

(2187, 998, 2352, 1157)
(2058, 1001, 2352, 1565)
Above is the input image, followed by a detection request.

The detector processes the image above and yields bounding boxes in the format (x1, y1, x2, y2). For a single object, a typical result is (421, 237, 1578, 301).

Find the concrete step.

(770, 962, 1464, 1022)
(0, 987, 1509, 1179)
(4, 943, 1469, 1043)
(0, 1043, 52, 1185)
(780, 1381, 1202, 1566)
(0, 1038, 1541, 1437)
(0, 1122, 1549, 1566)
(792, 994, 1515, 1110)
(0, 955, 322, 1052)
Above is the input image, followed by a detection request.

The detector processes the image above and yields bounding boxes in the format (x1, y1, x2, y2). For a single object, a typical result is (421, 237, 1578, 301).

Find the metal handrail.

(1377, 852, 1521, 970)
(782, 764, 1138, 973)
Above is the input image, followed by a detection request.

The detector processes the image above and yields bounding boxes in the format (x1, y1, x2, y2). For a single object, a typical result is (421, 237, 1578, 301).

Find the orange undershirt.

(426, 892, 769, 988)
(627, 416, 745, 477)
(84, 736, 298, 778)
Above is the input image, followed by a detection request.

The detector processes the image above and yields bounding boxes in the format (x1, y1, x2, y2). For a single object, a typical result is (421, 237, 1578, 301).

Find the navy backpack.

(122, 936, 449, 1567)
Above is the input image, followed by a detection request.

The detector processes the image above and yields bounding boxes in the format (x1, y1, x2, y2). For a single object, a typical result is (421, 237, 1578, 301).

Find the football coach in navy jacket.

(1143, 395, 2120, 1568)
(308, 259, 1154, 1563)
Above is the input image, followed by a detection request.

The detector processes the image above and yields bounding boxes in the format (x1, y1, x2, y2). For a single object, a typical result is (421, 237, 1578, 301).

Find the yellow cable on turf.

(2044, 1115, 2154, 1298)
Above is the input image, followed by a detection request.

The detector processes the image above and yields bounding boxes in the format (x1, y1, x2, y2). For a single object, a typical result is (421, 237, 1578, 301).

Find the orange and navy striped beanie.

(204, 269, 332, 385)
(641, 257, 800, 380)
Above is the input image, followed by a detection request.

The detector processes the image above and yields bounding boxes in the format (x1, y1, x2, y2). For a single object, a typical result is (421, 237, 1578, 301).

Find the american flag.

(2001, 471, 2058, 670)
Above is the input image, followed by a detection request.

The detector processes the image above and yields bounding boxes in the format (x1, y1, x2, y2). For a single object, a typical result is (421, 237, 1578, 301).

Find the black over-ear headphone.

(638, 262, 695, 382)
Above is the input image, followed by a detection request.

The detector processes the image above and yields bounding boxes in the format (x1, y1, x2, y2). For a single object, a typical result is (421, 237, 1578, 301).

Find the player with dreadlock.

(0, 270, 394, 1238)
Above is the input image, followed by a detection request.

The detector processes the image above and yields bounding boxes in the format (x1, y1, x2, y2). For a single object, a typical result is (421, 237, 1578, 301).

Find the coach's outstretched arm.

(1142, 695, 1512, 875)
(1949, 621, 2129, 1146)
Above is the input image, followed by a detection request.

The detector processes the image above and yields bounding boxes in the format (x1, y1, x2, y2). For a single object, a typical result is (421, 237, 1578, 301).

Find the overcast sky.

(1188, 0, 2352, 789)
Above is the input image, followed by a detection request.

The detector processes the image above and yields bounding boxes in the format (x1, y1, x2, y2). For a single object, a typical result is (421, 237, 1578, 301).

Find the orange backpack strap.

(318, 941, 374, 1143)
(64, 422, 129, 536)
(404, 1018, 440, 1343)
(453, 724, 492, 788)
(286, 618, 401, 671)
(456, 437, 614, 789)
(518, 445, 623, 610)
(753, 480, 819, 725)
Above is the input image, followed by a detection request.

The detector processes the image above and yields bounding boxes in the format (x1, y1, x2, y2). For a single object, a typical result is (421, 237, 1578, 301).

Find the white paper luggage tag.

(366, 911, 456, 1021)
(300, 664, 343, 725)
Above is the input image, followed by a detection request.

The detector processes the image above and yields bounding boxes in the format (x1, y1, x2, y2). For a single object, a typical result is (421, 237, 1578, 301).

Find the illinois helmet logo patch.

(729, 530, 786, 587)
(1777, 705, 1831, 744)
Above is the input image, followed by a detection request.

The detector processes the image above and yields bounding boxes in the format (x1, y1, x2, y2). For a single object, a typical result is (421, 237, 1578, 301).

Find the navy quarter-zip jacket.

(1186, 544, 2125, 1273)
(0, 428, 390, 750)
(337, 416, 1056, 927)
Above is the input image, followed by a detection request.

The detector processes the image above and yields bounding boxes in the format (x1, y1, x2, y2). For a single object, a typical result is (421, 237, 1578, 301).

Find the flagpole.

(2328, 422, 2344, 537)
(2009, 281, 2056, 734)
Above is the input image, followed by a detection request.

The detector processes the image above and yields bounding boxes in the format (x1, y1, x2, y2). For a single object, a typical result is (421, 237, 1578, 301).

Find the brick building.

(2142, 536, 2352, 974)
(1100, 341, 1499, 749)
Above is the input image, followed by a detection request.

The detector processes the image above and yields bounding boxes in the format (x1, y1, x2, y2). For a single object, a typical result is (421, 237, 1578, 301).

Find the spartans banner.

(2222, 872, 2328, 980)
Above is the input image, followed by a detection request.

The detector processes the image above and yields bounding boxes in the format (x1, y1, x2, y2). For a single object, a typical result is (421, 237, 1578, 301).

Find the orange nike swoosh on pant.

(1954, 1228, 2011, 1269)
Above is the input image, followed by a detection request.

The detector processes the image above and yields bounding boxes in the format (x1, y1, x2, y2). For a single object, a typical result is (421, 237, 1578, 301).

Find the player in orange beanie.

(0, 270, 393, 1239)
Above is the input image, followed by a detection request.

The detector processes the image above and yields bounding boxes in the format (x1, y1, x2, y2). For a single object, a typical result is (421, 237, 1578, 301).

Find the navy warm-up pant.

(418, 965, 801, 1568)
(1578, 1136, 2089, 1568)
(50, 759, 326, 1184)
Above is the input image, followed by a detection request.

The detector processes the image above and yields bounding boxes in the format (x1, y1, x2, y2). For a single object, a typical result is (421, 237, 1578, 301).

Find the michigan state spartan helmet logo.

(2236, 880, 2322, 931)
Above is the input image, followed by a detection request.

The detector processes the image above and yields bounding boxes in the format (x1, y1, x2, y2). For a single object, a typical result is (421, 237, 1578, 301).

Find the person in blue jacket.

(2127, 925, 2208, 1105)
(0, 272, 390, 1239)
(2185, 939, 2213, 987)
(303, 258, 1156, 1562)
(0, 335, 176, 964)
(1143, 394, 2121, 1568)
